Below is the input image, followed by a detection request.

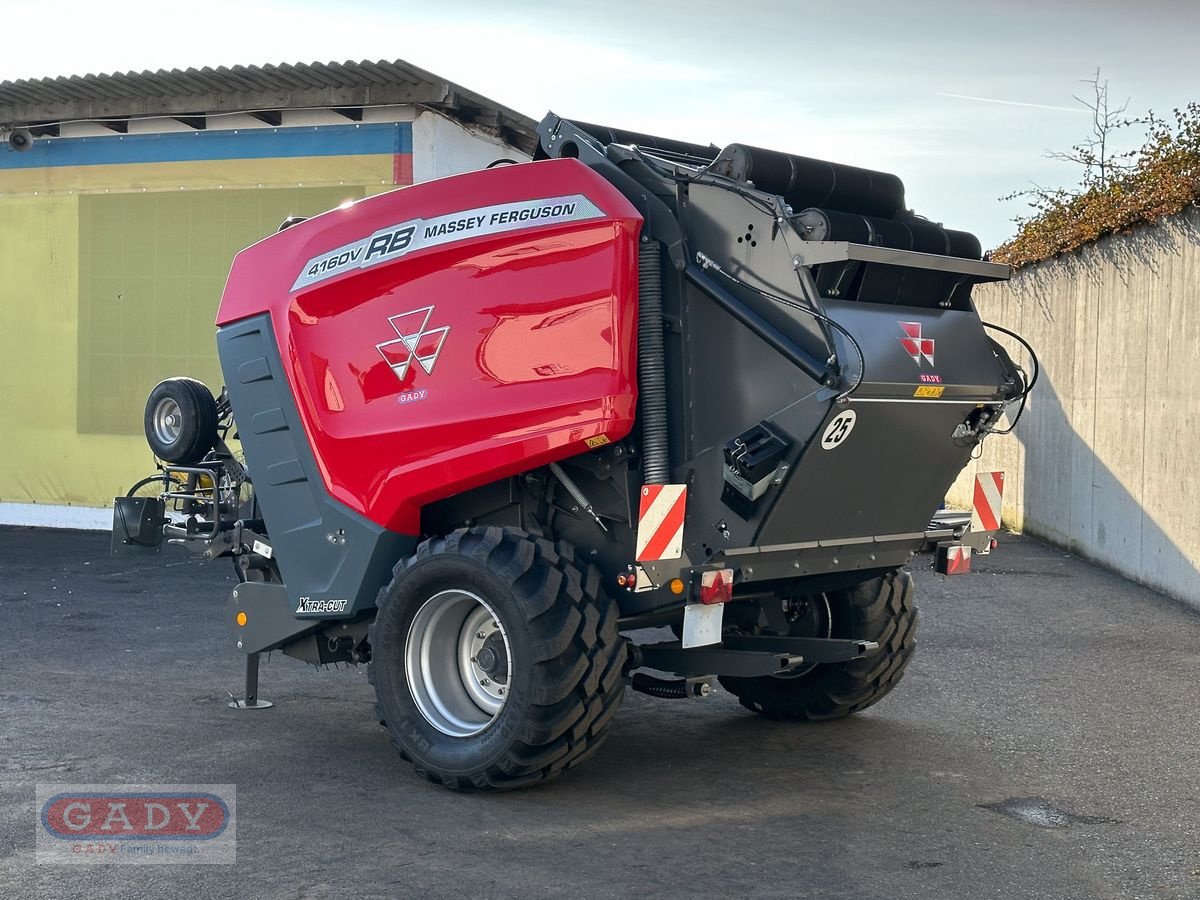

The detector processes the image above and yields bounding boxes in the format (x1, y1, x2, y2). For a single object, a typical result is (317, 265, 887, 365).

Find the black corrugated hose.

(638, 241, 670, 485)
(631, 673, 689, 699)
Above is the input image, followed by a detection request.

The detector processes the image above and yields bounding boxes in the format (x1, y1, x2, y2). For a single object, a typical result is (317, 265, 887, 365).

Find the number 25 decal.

(821, 410, 857, 450)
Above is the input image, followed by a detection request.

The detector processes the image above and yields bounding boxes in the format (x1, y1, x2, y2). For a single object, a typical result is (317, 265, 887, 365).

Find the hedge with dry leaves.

(991, 103, 1200, 268)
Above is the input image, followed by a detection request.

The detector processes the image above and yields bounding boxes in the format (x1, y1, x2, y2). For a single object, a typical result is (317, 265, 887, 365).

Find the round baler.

(111, 113, 1033, 790)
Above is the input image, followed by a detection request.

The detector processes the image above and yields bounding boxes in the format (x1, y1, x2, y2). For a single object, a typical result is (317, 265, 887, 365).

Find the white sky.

(3, 0, 1195, 249)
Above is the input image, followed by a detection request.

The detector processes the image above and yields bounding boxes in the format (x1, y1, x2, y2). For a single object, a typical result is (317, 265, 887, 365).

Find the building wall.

(411, 111, 526, 183)
(0, 110, 525, 520)
(947, 209, 1200, 607)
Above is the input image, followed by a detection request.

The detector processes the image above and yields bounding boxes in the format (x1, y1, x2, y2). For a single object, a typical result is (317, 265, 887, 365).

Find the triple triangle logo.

(376, 306, 450, 382)
(898, 321, 935, 366)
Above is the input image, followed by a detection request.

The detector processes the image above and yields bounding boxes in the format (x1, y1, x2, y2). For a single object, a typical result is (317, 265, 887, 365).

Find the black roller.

(713, 145, 906, 218)
(572, 120, 720, 161)
(907, 218, 952, 255)
(794, 207, 915, 249)
(794, 208, 984, 306)
(792, 208, 875, 244)
(795, 208, 982, 261)
(945, 228, 982, 260)
(870, 217, 917, 252)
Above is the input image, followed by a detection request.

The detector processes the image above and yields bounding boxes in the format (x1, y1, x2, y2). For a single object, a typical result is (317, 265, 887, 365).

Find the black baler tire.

(719, 569, 918, 721)
(368, 527, 627, 791)
(143, 377, 219, 465)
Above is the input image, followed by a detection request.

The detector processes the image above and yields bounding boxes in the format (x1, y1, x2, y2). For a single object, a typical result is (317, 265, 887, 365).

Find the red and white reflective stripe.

(635, 484, 687, 562)
(971, 471, 1004, 533)
(945, 544, 972, 575)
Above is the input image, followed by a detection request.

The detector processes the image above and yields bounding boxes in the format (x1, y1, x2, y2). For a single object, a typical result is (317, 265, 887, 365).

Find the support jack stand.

(228, 652, 273, 709)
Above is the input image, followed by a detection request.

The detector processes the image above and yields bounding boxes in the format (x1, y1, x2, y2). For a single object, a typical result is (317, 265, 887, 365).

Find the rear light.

(699, 568, 734, 605)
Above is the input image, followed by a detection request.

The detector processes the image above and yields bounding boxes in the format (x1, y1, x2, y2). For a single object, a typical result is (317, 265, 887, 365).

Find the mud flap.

(111, 497, 165, 555)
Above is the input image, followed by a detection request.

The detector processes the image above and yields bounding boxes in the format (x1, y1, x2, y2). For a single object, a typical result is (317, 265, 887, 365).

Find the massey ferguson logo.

(290, 194, 605, 291)
(899, 321, 935, 366)
(376, 306, 450, 382)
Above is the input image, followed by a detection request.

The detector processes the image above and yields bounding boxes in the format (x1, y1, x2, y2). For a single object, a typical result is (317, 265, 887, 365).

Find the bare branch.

(1040, 67, 1144, 190)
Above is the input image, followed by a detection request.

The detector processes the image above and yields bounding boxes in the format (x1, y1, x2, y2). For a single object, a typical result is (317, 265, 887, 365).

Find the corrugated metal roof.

(0, 59, 538, 153)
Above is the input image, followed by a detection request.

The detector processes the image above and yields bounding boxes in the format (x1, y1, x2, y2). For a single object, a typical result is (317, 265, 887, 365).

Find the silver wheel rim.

(152, 397, 183, 446)
(404, 589, 511, 737)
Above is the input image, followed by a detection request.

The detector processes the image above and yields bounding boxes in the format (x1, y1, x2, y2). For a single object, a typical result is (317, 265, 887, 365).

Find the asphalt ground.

(2, 526, 1199, 899)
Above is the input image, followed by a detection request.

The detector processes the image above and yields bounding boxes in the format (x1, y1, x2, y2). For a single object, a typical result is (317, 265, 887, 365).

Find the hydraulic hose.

(631, 673, 712, 699)
(638, 240, 671, 485)
(631, 673, 689, 699)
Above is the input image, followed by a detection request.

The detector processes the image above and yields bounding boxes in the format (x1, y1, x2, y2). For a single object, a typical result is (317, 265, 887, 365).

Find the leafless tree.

(1046, 69, 1149, 189)
(1000, 69, 1153, 216)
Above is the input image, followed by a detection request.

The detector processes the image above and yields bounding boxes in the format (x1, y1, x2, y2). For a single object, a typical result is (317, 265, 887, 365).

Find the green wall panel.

(77, 186, 362, 435)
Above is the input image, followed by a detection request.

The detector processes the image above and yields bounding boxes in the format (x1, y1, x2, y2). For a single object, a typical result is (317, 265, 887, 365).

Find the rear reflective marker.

(636, 485, 687, 562)
(971, 471, 1004, 533)
(937, 543, 972, 575)
(699, 568, 734, 605)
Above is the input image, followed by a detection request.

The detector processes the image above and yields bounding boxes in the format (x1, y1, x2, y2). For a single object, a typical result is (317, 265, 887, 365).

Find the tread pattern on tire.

(144, 377, 219, 465)
(368, 526, 626, 791)
(719, 569, 918, 721)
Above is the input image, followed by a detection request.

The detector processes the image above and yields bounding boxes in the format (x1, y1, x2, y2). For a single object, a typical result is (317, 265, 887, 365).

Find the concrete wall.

(948, 208, 1200, 606)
